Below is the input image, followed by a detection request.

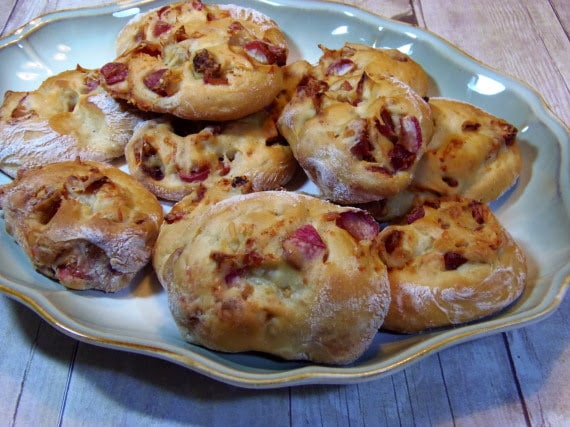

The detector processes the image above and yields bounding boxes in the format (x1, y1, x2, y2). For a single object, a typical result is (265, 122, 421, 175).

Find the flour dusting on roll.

(154, 191, 390, 364)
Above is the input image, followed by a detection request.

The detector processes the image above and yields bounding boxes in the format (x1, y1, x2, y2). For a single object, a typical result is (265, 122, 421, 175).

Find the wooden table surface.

(0, 0, 568, 425)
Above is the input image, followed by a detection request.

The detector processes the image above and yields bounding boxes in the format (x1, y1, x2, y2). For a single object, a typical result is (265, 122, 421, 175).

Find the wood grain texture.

(0, 0, 18, 35)
(508, 295, 570, 426)
(549, 0, 569, 35)
(0, 0, 568, 425)
(436, 335, 527, 425)
(413, 0, 570, 126)
(332, 0, 416, 23)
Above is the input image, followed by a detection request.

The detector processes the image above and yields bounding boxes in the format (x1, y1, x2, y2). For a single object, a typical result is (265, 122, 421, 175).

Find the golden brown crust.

(102, 1, 288, 121)
(125, 111, 296, 201)
(0, 67, 143, 178)
(153, 191, 390, 364)
(376, 196, 527, 333)
(413, 97, 522, 202)
(313, 43, 430, 97)
(359, 98, 522, 222)
(265, 59, 313, 121)
(278, 72, 433, 203)
(0, 160, 163, 292)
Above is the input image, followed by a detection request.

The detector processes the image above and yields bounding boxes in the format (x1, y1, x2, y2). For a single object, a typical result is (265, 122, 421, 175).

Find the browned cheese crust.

(0, 160, 164, 292)
(265, 59, 313, 120)
(125, 110, 296, 201)
(355, 98, 522, 222)
(413, 97, 522, 202)
(101, 0, 288, 121)
(153, 191, 390, 365)
(0, 66, 142, 178)
(278, 71, 433, 203)
(376, 196, 527, 333)
(313, 43, 430, 97)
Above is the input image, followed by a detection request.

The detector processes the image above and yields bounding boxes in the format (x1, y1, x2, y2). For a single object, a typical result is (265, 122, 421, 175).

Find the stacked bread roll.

(0, 1, 527, 365)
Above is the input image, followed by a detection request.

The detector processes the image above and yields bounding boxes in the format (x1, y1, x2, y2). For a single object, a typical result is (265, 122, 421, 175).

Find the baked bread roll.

(0, 160, 163, 292)
(0, 66, 142, 178)
(154, 191, 390, 365)
(358, 98, 522, 222)
(412, 97, 521, 202)
(265, 59, 313, 120)
(377, 196, 527, 333)
(313, 43, 430, 97)
(278, 71, 433, 203)
(102, 0, 288, 121)
(125, 111, 296, 201)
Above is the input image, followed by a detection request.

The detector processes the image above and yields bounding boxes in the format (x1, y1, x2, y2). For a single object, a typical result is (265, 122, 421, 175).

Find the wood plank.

(507, 294, 570, 426)
(437, 334, 528, 425)
(549, 0, 569, 35)
(11, 320, 78, 426)
(2, 0, 121, 36)
(289, 333, 533, 426)
(387, 357, 454, 425)
(291, 384, 366, 425)
(2, 2, 62, 36)
(61, 343, 290, 425)
(332, 0, 415, 22)
(0, 0, 17, 36)
(0, 297, 39, 424)
(290, 355, 455, 425)
(412, 0, 570, 126)
(0, 299, 75, 425)
(356, 358, 452, 425)
(520, 0, 570, 122)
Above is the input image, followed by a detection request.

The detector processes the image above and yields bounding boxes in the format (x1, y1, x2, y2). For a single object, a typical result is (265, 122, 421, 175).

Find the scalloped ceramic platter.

(0, 0, 569, 388)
